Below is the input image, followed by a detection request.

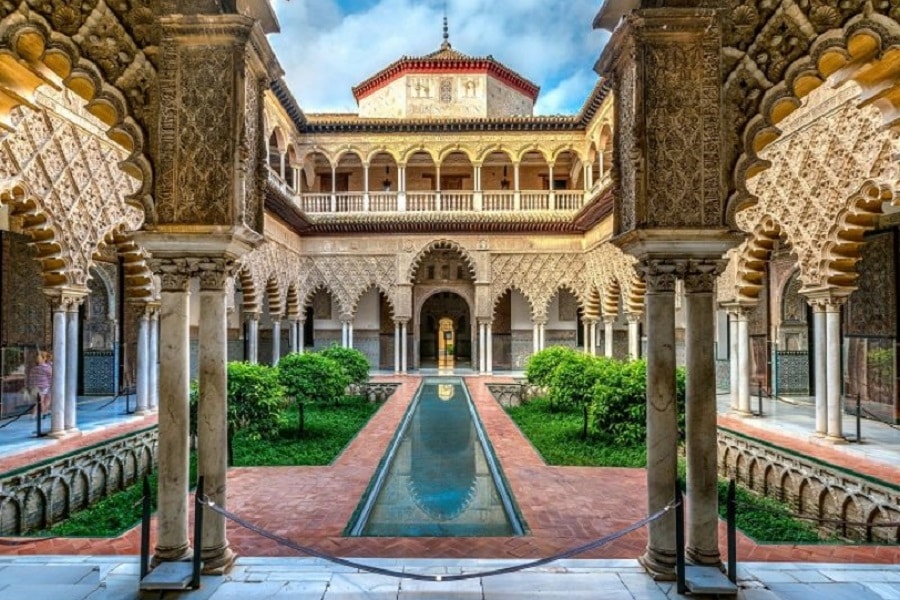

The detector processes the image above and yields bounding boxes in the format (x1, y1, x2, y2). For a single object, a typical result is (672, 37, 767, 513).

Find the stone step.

(139, 560, 195, 591)
(685, 565, 738, 595)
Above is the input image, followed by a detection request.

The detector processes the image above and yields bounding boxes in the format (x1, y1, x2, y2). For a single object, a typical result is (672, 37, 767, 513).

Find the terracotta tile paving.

(2, 376, 898, 565)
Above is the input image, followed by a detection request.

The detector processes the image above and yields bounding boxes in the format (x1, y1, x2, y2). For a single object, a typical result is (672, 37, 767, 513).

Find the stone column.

(486, 322, 493, 374)
(363, 163, 370, 211)
(637, 260, 680, 579)
(811, 302, 827, 435)
(401, 320, 408, 373)
(48, 296, 68, 437)
(149, 305, 160, 412)
(583, 321, 591, 354)
(297, 320, 305, 354)
(394, 321, 401, 373)
(684, 261, 724, 567)
(65, 298, 82, 433)
(348, 321, 354, 349)
(289, 318, 298, 354)
(135, 306, 151, 415)
(532, 321, 540, 355)
(736, 308, 751, 415)
(728, 308, 739, 412)
(151, 259, 193, 564)
(271, 319, 281, 365)
(478, 321, 486, 372)
(538, 321, 546, 351)
(604, 316, 615, 358)
(825, 300, 846, 442)
(196, 259, 236, 573)
(627, 313, 641, 359)
(246, 312, 259, 364)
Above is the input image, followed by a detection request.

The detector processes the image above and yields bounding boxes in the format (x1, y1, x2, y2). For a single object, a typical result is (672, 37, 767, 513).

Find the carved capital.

(683, 259, 727, 294)
(45, 288, 88, 312)
(626, 312, 642, 324)
(603, 315, 617, 325)
(636, 259, 685, 294)
(244, 311, 260, 322)
(149, 258, 194, 293)
(196, 258, 235, 292)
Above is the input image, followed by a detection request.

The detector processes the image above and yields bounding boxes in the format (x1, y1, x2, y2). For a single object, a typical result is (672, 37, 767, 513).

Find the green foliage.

(278, 352, 349, 406)
(589, 359, 687, 447)
(226, 361, 284, 441)
(506, 397, 645, 467)
(718, 480, 823, 543)
(232, 395, 379, 466)
(190, 362, 284, 441)
(319, 345, 370, 386)
(524, 346, 580, 388)
(548, 353, 613, 411)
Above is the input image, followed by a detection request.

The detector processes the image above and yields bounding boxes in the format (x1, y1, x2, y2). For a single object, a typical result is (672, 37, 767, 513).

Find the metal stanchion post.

(192, 476, 204, 589)
(856, 394, 861, 444)
(140, 476, 151, 581)
(727, 479, 737, 584)
(757, 386, 763, 417)
(675, 481, 686, 595)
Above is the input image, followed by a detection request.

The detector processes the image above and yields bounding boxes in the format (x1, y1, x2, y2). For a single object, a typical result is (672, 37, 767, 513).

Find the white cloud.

(268, 0, 607, 115)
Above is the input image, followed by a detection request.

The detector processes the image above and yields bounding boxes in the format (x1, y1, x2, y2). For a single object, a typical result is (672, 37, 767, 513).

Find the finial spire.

(441, 3, 450, 50)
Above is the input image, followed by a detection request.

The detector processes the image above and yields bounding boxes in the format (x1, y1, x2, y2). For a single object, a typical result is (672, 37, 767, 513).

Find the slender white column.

(478, 322, 486, 372)
(197, 263, 236, 573)
(394, 321, 401, 373)
(341, 321, 348, 348)
(289, 319, 298, 354)
(49, 298, 67, 437)
(363, 164, 370, 211)
(627, 314, 641, 359)
(812, 303, 827, 435)
(246, 312, 259, 364)
(65, 299, 81, 433)
(330, 165, 337, 212)
(271, 319, 281, 365)
(728, 309, 739, 411)
(400, 321, 408, 373)
(538, 322, 546, 351)
(136, 307, 151, 415)
(825, 301, 845, 442)
(348, 322, 354, 349)
(486, 322, 493, 374)
(513, 163, 521, 211)
(604, 316, 614, 358)
(684, 262, 724, 567)
(279, 151, 286, 180)
(582, 321, 590, 353)
(149, 307, 160, 412)
(736, 309, 751, 415)
(638, 260, 679, 579)
(533, 322, 540, 355)
(152, 261, 192, 564)
(297, 320, 305, 354)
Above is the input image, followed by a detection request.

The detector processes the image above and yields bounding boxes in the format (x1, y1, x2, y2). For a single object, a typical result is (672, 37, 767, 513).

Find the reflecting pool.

(347, 378, 524, 537)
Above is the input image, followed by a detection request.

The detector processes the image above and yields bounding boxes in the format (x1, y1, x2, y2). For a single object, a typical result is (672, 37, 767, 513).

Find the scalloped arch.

(490, 285, 536, 320)
(405, 239, 478, 283)
(348, 282, 396, 317)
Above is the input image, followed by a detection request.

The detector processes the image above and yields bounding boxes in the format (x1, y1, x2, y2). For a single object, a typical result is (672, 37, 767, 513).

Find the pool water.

(347, 378, 524, 537)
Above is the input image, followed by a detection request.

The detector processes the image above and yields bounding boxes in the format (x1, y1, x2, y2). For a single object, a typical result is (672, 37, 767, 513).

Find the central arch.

(417, 291, 473, 370)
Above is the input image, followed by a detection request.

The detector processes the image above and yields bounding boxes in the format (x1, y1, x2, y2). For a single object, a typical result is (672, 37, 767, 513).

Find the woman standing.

(27, 351, 52, 418)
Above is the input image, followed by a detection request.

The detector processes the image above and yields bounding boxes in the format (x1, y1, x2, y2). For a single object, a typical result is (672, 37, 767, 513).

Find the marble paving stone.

(767, 582, 884, 600)
(0, 584, 99, 600)
(864, 582, 900, 600)
(0, 564, 99, 585)
(325, 572, 402, 598)
(823, 570, 900, 583)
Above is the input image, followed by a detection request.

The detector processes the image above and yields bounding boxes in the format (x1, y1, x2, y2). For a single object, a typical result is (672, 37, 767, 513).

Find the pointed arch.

(406, 239, 478, 284)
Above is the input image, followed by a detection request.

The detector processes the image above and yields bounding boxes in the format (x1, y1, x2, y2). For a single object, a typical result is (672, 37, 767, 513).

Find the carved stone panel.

(847, 231, 895, 338)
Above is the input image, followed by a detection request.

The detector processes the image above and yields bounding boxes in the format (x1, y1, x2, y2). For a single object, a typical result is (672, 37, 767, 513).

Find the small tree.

(525, 346, 580, 388)
(278, 352, 349, 407)
(319, 345, 370, 387)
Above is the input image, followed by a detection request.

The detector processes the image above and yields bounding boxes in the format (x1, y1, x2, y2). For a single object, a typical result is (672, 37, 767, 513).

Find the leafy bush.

(525, 346, 580, 388)
(189, 362, 284, 441)
(547, 352, 612, 412)
(589, 359, 686, 446)
(319, 345, 370, 386)
(278, 352, 349, 406)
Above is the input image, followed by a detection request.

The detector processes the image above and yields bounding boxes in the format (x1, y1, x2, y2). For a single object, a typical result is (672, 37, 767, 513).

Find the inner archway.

(418, 292, 472, 369)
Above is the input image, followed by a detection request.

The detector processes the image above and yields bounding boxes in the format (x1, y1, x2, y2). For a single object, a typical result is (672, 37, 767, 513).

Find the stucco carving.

(0, 93, 143, 288)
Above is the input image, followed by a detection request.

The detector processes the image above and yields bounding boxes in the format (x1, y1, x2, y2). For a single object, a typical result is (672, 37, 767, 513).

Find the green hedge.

(278, 352, 350, 406)
(319, 345, 370, 386)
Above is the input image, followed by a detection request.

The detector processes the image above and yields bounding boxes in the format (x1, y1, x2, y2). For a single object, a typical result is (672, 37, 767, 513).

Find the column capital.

(603, 314, 617, 325)
(625, 312, 642, 324)
(244, 310, 261, 322)
(636, 259, 685, 294)
(196, 258, 236, 292)
(804, 289, 850, 310)
(149, 258, 194, 293)
(44, 287, 89, 311)
(683, 259, 727, 295)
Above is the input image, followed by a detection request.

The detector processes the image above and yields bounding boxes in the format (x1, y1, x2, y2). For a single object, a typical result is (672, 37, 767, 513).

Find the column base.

(63, 428, 81, 437)
(811, 431, 827, 438)
(201, 544, 237, 575)
(732, 409, 753, 417)
(825, 434, 848, 445)
(47, 429, 69, 439)
(638, 548, 676, 581)
(152, 543, 192, 567)
(135, 409, 153, 416)
(686, 547, 723, 569)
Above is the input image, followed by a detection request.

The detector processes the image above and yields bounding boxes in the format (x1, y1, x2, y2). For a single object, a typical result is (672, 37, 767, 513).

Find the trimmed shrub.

(589, 359, 686, 446)
(547, 352, 612, 412)
(278, 352, 350, 406)
(524, 346, 580, 388)
(189, 362, 284, 441)
(319, 345, 370, 386)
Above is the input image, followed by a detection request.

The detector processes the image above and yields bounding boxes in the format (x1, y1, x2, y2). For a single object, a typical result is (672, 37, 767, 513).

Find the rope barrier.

(197, 493, 677, 582)
(0, 402, 38, 429)
(858, 406, 900, 433)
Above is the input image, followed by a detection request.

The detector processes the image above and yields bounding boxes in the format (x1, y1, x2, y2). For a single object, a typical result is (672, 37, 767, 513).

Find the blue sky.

(268, 0, 609, 115)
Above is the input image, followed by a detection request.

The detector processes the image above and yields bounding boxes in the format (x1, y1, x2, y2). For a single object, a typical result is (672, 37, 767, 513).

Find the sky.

(268, 0, 609, 115)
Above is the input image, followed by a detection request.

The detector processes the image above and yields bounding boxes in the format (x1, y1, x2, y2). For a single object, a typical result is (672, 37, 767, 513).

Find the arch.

(265, 276, 285, 318)
(491, 285, 537, 321)
(285, 283, 302, 320)
(539, 283, 588, 323)
(22, 485, 47, 532)
(236, 265, 260, 314)
(437, 145, 476, 164)
(268, 127, 287, 153)
(365, 147, 402, 165)
(514, 145, 551, 164)
(401, 145, 439, 165)
(406, 239, 478, 284)
(726, 13, 900, 224)
(476, 145, 514, 164)
(47, 476, 70, 525)
(349, 282, 395, 318)
(734, 215, 786, 302)
(0, 14, 153, 215)
(0, 182, 69, 287)
(0, 496, 22, 536)
(333, 146, 366, 166)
